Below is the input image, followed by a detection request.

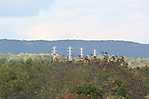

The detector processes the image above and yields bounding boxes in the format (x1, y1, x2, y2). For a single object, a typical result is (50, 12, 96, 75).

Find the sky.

(0, 0, 149, 44)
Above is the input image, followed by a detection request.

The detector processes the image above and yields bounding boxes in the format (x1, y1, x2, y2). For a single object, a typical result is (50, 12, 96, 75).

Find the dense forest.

(0, 54, 149, 99)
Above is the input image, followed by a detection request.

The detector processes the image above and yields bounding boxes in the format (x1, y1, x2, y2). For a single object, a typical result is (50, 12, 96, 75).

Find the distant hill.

(0, 39, 149, 57)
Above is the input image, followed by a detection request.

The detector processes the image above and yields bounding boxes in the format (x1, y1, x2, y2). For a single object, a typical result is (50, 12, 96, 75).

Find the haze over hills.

(0, 39, 149, 57)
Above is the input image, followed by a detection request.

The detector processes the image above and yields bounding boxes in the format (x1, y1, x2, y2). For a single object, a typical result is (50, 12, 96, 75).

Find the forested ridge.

(0, 39, 149, 57)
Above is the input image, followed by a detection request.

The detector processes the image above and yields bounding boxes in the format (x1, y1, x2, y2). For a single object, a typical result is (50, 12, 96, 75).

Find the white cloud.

(0, 0, 149, 43)
(0, 0, 53, 17)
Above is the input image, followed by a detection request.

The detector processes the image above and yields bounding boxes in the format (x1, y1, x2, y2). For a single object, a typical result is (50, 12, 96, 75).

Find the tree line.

(0, 54, 148, 99)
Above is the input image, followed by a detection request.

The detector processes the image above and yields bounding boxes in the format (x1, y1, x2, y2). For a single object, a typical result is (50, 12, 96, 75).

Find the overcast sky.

(0, 0, 149, 43)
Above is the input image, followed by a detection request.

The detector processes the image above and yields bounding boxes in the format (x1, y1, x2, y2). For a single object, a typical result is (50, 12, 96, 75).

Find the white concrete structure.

(51, 46, 58, 63)
(80, 48, 84, 58)
(93, 49, 97, 57)
(51, 46, 56, 55)
(68, 46, 72, 61)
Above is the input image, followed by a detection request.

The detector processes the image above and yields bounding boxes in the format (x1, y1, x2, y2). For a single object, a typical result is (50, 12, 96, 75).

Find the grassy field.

(0, 53, 148, 99)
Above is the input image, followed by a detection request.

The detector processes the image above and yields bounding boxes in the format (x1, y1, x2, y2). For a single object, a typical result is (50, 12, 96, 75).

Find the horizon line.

(0, 38, 148, 45)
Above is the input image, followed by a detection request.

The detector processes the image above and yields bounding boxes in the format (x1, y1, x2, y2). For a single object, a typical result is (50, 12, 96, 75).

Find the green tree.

(74, 84, 103, 99)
